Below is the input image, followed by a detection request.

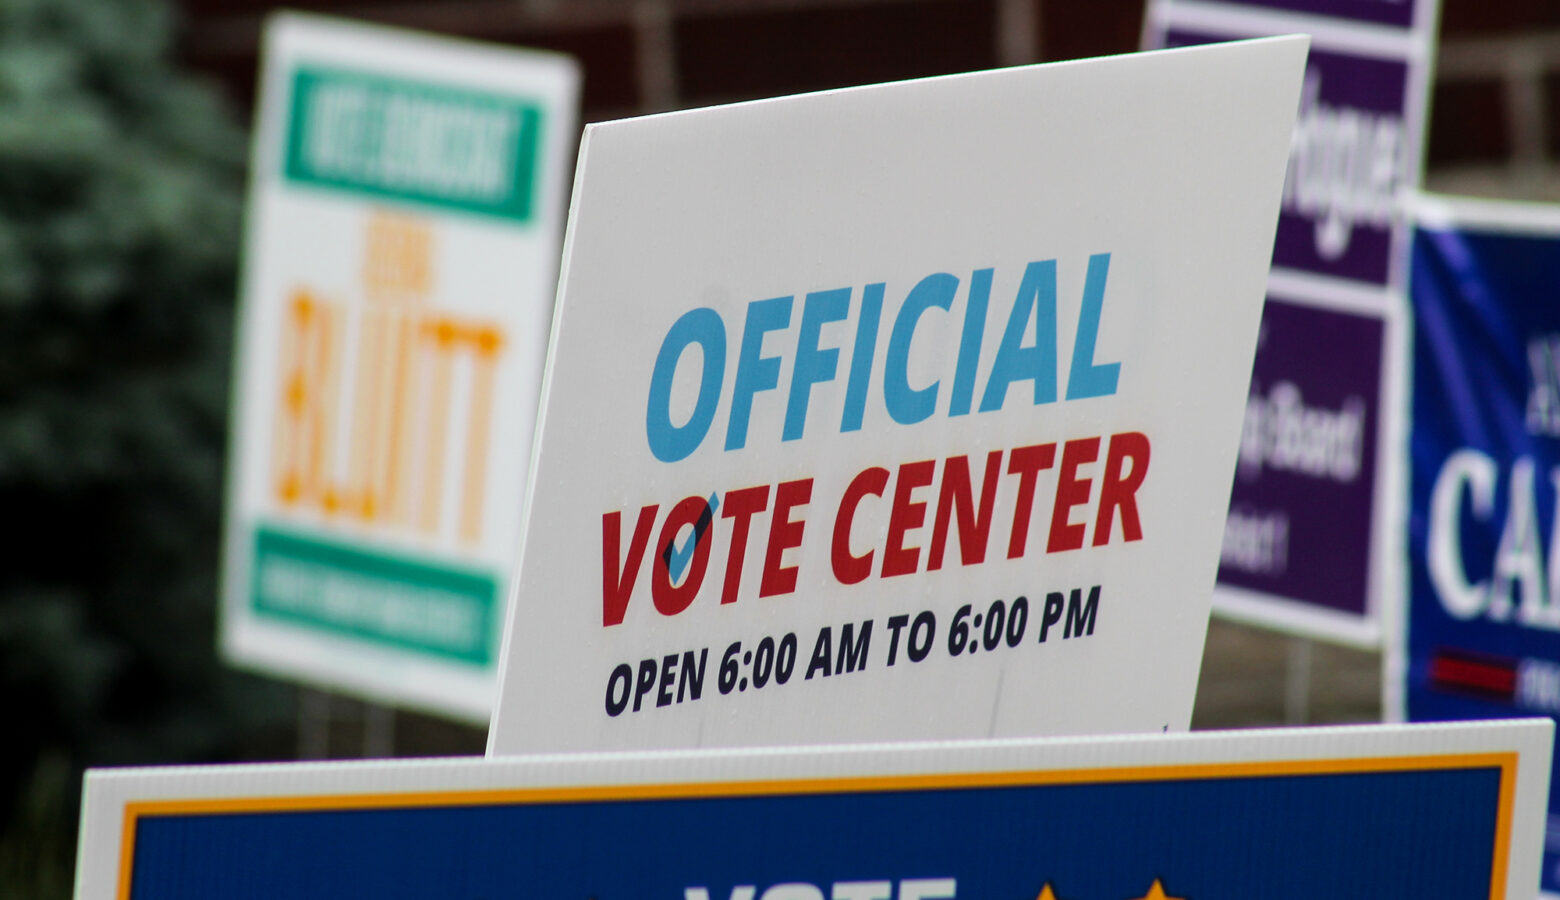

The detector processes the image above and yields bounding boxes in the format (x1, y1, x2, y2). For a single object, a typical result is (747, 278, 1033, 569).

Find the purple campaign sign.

(1208, 0, 1417, 28)
(1167, 31, 1410, 286)
(1218, 298, 1382, 616)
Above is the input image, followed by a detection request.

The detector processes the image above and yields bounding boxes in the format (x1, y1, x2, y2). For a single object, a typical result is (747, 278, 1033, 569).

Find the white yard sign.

(220, 13, 579, 721)
(487, 38, 1308, 752)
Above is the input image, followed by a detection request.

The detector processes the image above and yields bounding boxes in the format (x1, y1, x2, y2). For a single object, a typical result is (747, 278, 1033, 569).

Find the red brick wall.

(173, 0, 1143, 123)
(1433, 4, 1560, 169)
(172, 1, 1548, 175)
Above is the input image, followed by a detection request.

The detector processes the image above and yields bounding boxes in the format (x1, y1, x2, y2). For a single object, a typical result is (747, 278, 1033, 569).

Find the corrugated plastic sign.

(219, 13, 579, 721)
(1401, 194, 1560, 898)
(487, 38, 1307, 754)
(75, 722, 1553, 900)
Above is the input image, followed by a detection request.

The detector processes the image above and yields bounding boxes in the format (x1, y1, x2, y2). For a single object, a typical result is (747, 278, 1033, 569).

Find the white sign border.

(77, 720, 1553, 900)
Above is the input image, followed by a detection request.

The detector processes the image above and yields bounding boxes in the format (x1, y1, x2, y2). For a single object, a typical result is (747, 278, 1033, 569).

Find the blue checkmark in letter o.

(647, 307, 726, 463)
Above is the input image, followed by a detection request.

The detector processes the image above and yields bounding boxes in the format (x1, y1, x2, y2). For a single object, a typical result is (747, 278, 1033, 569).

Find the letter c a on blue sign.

(646, 307, 726, 462)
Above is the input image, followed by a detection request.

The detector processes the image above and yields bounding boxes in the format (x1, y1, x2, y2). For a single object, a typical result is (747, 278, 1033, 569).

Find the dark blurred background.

(4, 0, 1560, 894)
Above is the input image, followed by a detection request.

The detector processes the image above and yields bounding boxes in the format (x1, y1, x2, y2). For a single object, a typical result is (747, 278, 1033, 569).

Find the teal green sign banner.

(284, 65, 543, 222)
(250, 525, 498, 665)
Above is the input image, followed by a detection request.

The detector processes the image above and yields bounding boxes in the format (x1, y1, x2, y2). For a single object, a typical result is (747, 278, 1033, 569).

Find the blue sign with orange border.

(111, 751, 1523, 900)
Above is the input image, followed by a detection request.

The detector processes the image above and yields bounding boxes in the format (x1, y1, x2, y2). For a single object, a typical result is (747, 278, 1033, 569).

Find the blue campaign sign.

(131, 769, 1497, 899)
(76, 724, 1551, 900)
(1406, 196, 1560, 896)
(130, 769, 1499, 900)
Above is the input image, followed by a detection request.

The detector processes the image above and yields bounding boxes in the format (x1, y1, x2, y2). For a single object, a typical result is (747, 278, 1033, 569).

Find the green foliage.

(0, 0, 292, 890)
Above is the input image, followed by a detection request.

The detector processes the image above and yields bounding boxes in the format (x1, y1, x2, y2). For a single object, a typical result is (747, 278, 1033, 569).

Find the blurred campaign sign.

(1399, 193, 1560, 898)
(76, 721, 1553, 900)
(1144, 0, 1441, 646)
(486, 38, 1306, 754)
(219, 13, 579, 721)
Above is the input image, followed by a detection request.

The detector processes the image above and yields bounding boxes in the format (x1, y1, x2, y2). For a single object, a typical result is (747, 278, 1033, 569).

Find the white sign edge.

(78, 719, 1553, 900)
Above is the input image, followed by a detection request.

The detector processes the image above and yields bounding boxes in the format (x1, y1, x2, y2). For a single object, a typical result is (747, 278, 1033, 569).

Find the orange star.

(1035, 884, 1066, 900)
(1130, 878, 1184, 900)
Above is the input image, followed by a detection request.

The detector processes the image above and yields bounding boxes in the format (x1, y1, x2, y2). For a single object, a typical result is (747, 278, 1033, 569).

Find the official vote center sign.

(219, 14, 579, 720)
(75, 721, 1553, 900)
(487, 38, 1308, 753)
